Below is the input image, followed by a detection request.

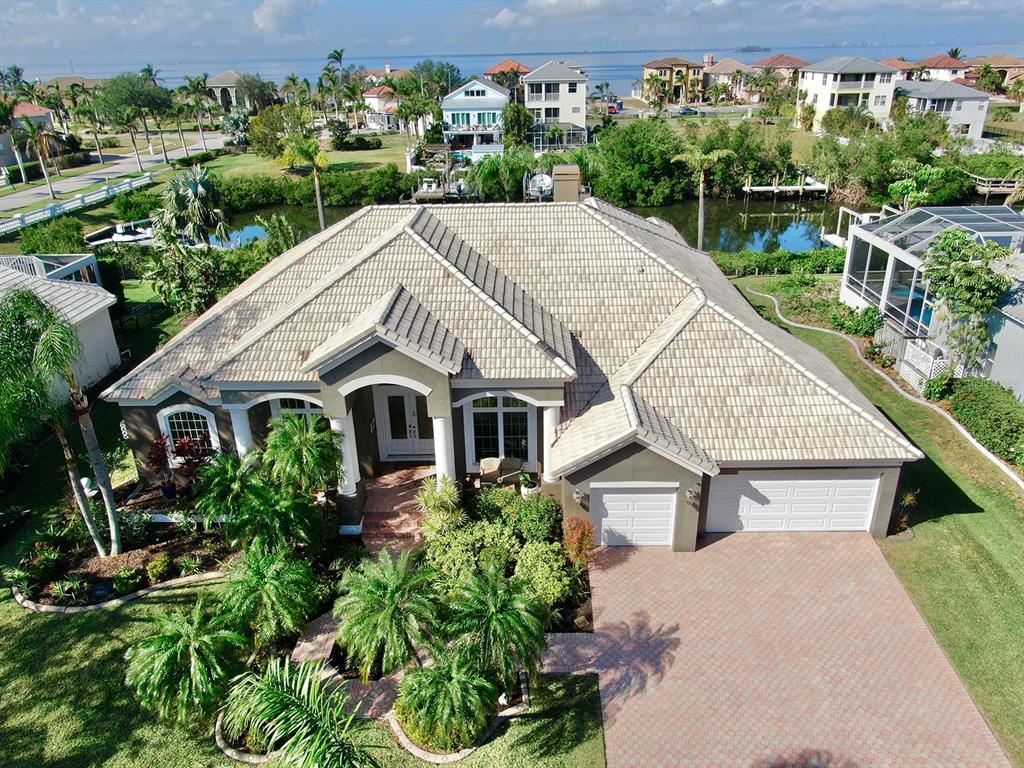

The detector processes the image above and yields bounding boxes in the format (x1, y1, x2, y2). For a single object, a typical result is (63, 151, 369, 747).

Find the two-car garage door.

(706, 472, 881, 532)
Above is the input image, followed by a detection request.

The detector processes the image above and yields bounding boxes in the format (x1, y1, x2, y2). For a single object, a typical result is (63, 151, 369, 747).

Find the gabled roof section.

(644, 56, 699, 69)
(405, 208, 576, 377)
(804, 56, 897, 74)
(915, 54, 967, 69)
(899, 79, 990, 100)
(523, 60, 587, 82)
(706, 58, 756, 75)
(881, 57, 913, 70)
(752, 53, 809, 69)
(486, 58, 530, 75)
(303, 283, 465, 374)
(207, 70, 244, 86)
(0, 265, 114, 324)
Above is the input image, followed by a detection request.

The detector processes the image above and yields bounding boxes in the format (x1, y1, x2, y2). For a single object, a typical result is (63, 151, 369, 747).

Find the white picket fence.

(0, 173, 155, 237)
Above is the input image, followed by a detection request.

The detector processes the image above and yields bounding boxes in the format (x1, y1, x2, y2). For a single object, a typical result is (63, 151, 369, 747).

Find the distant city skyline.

(3, 0, 1023, 84)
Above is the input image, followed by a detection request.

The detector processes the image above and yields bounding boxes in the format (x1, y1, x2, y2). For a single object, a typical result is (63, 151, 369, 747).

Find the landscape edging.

(214, 712, 284, 764)
(10, 570, 225, 614)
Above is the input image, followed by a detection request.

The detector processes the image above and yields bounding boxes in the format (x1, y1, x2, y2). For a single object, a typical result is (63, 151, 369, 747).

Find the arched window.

(270, 397, 324, 425)
(158, 405, 221, 459)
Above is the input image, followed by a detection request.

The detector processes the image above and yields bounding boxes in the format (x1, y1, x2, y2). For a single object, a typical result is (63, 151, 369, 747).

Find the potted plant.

(519, 472, 539, 499)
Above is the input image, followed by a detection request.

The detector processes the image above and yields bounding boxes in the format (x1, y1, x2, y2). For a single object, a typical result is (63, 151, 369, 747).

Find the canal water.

(216, 198, 845, 253)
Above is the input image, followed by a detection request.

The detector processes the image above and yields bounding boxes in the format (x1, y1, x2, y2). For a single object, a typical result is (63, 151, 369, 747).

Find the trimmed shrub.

(5, 160, 43, 182)
(426, 519, 522, 588)
(829, 304, 882, 336)
(19, 216, 87, 254)
(146, 553, 175, 584)
(468, 485, 519, 521)
(513, 540, 574, 608)
(512, 493, 562, 542)
(950, 377, 1024, 464)
(710, 247, 846, 277)
(563, 515, 596, 567)
(113, 190, 160, 222)
(113, 567, 143, 595)
(218, 173, 288, 211)
(923, 368, 956, 402)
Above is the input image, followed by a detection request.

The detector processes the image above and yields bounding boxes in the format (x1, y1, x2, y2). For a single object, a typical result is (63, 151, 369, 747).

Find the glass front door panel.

(415, 396, 433, 439)
(387, 395, 408, 440)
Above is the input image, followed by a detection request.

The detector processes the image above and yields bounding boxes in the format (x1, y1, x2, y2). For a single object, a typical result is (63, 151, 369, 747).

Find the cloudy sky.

(3, 0, 1023, 81)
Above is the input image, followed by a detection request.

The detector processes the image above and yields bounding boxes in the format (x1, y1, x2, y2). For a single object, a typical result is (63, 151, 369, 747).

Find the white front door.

(592, 485, 677, 546)
(373, 386, 434, 460)
(706, 472, 880, 532)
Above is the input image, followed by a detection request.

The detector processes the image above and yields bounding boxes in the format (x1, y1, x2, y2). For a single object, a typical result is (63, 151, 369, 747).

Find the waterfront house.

(441, 76, 509, 160)
(897, 79, 991, 139)
(640, 56, 704, 104)
(523, 60, 588, 151)
(797, 56, 898, 131)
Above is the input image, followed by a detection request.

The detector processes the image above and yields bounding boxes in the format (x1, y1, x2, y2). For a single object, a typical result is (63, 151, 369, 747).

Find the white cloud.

(484, 7, 527, 28)
(252, 0, 322, 40)
(388, 34, 412, 46)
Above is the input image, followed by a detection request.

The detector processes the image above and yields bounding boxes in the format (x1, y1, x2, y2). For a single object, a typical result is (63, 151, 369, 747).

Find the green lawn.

(736, 275, 1024, 765)
(205, 134, 409, 178)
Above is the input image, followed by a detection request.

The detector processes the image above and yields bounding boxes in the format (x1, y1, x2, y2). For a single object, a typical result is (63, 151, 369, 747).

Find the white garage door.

(706, 473, 880, 532)
(593, 485, 677, 546)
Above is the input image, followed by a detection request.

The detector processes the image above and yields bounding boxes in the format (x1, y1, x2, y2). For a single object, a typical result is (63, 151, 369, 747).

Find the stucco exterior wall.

(988, 312, 1024, 400)
(74, 309, 120, 388)
(561, 443, 705, 552)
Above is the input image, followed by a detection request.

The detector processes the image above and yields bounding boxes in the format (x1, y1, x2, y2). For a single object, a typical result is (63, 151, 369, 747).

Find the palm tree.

(334, 549, 436, 682)
(155, 164, 227, 244)
(262, 411, 340, 494)
(0, 96, 28, 186)
(222, 658, 379, 768)
(17, 117, 57, 199)
(341, 80, 364, 128)
(194, 451, 260, 522)
(449, 568, 548, 692)
(15, 79, 39, 105)
(321, 66, 341, 119)
(327, 48, 346, 70)
(220, 548, 320, 650)
(168, 98, 191, 158)
(32, 289, 124, 553)
(183, 74, 210, 151)
(0, 290, 107, 556)
(280, 137, 329, 233)
(281, 73, 301, 104)
(104, 105, 145, 173)
(394, 648, 497, 753)
(125, 597, 246, 723)
(947, 47, 963, 60)
(674, 146, 734, 250)
(72, 99, 105, 164)
(546, 124, 565, 150)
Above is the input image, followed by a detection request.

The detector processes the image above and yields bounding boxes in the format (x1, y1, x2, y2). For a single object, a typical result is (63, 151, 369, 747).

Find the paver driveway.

(545, 533, 1009, 767)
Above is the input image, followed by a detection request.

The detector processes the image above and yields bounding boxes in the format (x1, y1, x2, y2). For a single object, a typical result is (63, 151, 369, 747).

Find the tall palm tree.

(15, 79, 39, 105)
(168, 97, 192, 158)
(222, 658, 379, 768)
(72, 98, 105, 164)
(334, 549, 437, 682)
(281, 73, 301, 104)
(341, 81, 364, 128)
(947, 47, 963, 60)
(155, 164, 227, 244)
(105, 105, 145, 172)
(183, 74, 210, 151)
(17, 116, 57, 199)
(0, 290, 107, 556)
(674, 146, 735, 250)
(321, 66, 341, 119)
(449, 568, 548, 692)
(0, 96, 29, 186)
(395, 648, 497, 752)
(280, 137, 329, 233)
(140, 63, 163, 86)
(326, 48, 346, 70)
(125, 597, 247, 723)
(220, 548, 320, 650)
(3, 65, 25, 95)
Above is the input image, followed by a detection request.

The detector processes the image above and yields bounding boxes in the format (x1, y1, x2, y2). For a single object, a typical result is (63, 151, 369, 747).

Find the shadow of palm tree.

(506, 674, 603, 760)
(752, 748, 861, 768)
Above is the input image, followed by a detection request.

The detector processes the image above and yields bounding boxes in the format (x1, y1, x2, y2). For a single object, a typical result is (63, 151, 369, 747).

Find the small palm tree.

(125, 597, 247, 723)
(334, 549, 436, 682)
(947, 47, 963, 60)
(194, 451, 260, 523)
(155, 164, 227, 244)
(17, 116, 57, 199)
(326, 48, 346, 70)
(395, 648, 497, 753)
(280, 135, 329, 232)
(72, 98, 105, 164)
(222, 657, 379, 768)
(263, 412, 339, 493)
(220, 548, 320, 650)
(183, 74, 211, 151)
(674, 146, 735, 250)
(416, 475, 465, 539)
(449, 568, 549, 692)
(546, 124, 565, 150)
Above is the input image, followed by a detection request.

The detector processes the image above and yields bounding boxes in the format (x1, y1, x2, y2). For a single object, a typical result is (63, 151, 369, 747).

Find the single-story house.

(104, 196, 922, 550)
(0, 263, 119, 388)
(206, 71, 252, 112)
(840, 205, 1024, 399)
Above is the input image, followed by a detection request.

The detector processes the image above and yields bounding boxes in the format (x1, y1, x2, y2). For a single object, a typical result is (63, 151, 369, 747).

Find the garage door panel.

(594, 488, 676, 546)
(707, 473, 879, 532)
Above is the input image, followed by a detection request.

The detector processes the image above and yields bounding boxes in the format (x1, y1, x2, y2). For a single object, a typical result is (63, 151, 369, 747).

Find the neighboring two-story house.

(640, 56, 703, 103)
(523, 60, 588, 152)
(911, 54, 969, 82)
(362, 86, 399, 132)
(751, 53, 809, 83)
(441, 76, 509, 160)
(840, 206, 1024, 399)
(898, 80, 991, 139)
(797, 56, 898, 130)
(703, 57, 758, 102)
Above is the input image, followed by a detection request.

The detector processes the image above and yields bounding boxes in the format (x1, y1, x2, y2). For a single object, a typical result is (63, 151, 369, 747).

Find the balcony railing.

(835, 79, 875, 91)
(527, 93, 561, 102)
(443, 123, 500, 133)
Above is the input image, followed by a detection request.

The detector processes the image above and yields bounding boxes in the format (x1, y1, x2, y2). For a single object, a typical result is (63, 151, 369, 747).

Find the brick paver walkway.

(545, 533, 1009, 767)
(361, 465, 433, 554)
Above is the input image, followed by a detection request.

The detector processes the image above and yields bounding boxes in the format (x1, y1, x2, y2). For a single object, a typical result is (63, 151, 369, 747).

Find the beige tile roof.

(0, 266, 114, 325)
(104, 199, 921, 466)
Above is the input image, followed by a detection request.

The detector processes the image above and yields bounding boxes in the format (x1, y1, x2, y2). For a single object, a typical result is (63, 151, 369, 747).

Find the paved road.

(0, 131, 225, 214)
(545, 534, 1010, 768)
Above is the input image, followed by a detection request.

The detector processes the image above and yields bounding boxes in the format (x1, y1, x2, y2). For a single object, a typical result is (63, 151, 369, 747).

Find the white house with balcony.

(840, 206, 1024, 398)
(441, 76, 509, 161)
(898, 80, 990, 140)
(797, 56, 898, 131)
(523, 60, 588, 152)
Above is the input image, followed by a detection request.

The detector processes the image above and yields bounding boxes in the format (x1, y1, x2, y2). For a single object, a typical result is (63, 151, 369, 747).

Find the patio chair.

(477, 457, 523, 487)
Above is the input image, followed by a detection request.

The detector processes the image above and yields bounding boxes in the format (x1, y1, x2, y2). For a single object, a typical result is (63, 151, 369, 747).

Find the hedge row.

(710, 247, 846, 277)
(170, 146, 237, 169)
(4, 151, 92, 183)
(217, 165, 418, 212)
(950, 377, 1024, 467)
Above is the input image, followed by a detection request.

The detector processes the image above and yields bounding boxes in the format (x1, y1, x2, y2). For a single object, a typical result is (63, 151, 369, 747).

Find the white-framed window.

(462, 395, 535, 471)
(568, 82, 578, 93)
(158, 405, 220, 460)
(955, 100, 963, 111)
(270, 397, 324, 425)
(811, 93, 818, 105)
(464, 88, 485, 97)
(572, 106, 581, 113)
(879, 73, 892, 84)
(528, 83, 543, 97)
(874, 95, 887, 107)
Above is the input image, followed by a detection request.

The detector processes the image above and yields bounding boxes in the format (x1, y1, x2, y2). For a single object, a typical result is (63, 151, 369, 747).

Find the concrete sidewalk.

(0, 132, 225, 214)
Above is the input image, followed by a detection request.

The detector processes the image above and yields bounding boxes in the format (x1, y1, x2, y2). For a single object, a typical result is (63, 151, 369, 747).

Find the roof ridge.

(101, 206, 379, 400)
(620, 289, 706, 387)
(200, 212, 416, 380)
(623, 384, 720, 474)
(404, 208, 576, 377)
(702, 302, 923, 458)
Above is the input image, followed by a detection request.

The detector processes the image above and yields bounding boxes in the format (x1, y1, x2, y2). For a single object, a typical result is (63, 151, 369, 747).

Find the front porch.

(360, 464, 434, 554)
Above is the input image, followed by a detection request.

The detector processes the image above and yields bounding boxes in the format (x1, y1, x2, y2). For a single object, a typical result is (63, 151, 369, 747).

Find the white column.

(229, 408, 254, 457)
(542, 406, 560, 484)
(330, 411, 360, 495)
(432, 416, 456, 485)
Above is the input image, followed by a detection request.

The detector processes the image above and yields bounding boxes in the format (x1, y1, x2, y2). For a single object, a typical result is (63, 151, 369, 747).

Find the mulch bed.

(68, 531, 231, 581)
(552, 565, 594, 633)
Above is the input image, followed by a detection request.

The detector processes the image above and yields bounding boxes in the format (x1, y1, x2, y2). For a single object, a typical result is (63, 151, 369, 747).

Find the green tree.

(281, 135, 329, 232)
(922, 230, 1013, 372)
(326, 48, 346, 69)
(263, 412, 340, 493)
(334, 549, 436, 681)
(222, 658, 379, 768)
(975, 64, 1004, 93)
(592, 117, 685, 206)
(125, 597, 246, 723)
(394, 648, 496, 753)
(16, 116, 57, 198)
(798, 102, 816, 132)
(501, 101, 533, 147)
(183, 74, 211, 151)
(154, 164, 227, 244)
(449, 568, 548, 692)
(0, 291, 107, 556)
(72, 96, 106, 164)
(0, 96, 29, 185)
(101, 104, 145, 173)
(674, 146, 734, 250)
(145, 238, 222, 315)
(221, 548, 320, 649)
(94, 72, 172, 151)
(467, 145, 535, 202)
(546, 124, 565, 150)
(947, 47, 963, 60)
(235, 73, 277, 111)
